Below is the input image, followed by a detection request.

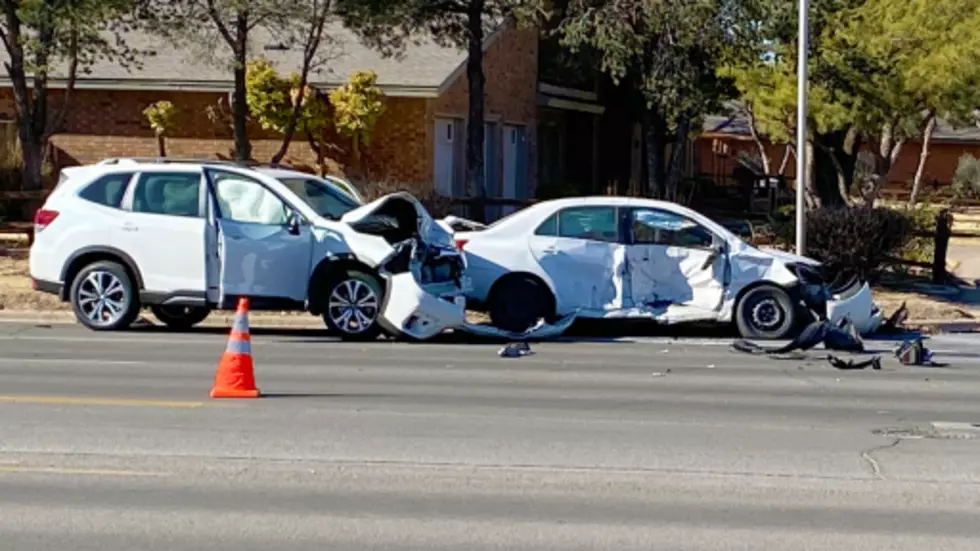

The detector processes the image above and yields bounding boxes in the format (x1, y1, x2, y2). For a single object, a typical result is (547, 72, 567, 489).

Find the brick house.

(695, 110, 980, 199)
(0, 18, 607, 206)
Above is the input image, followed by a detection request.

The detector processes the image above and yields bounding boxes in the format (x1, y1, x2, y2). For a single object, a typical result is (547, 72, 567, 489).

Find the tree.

(150, 0, 310, 161)
(143, 100, 177, 156)
(0, 0, 144, 190)
(334, 0, 543, 221)
(551, 0, 754, 200)
(329, 70, 387, 165)
(244, 57, 332, 172)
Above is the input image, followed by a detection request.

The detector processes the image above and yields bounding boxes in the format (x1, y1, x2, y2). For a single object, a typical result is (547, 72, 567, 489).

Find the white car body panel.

(216, 219, 314, 302)
(451, 197, 882, 335)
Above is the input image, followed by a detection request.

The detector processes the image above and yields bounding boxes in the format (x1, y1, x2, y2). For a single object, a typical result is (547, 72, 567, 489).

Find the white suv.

(29, 158, 468, 341)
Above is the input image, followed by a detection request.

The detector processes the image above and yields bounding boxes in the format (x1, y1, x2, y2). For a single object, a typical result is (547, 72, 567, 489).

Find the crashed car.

(28, 159, 470, 341)
(447, 196, 882, 339)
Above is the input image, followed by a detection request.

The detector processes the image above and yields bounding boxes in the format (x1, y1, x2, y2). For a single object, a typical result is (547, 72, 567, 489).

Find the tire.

(321, 269, 384, 341)
(69, 260, 140, 331)
(735, 284, 797, 340)
(488, 275, 553, 333)
(151, 305, 211, 330)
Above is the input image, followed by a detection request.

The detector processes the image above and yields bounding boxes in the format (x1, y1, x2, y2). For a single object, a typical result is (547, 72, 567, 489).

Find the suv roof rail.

(97, 157, 297, 169)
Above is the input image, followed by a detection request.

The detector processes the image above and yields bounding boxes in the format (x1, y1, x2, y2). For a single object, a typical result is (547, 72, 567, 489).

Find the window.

(210, 170, 290, 225)
(131, 172, 201, 217)
(534, 213, 558, 236)
(630, 208, 713, 248)
(78, 173, 133, 208)
(557, 206, 618, 242)
(278, 177, 357, 220)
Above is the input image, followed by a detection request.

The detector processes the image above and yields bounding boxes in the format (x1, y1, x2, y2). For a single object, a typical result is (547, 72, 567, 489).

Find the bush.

(952, 153, 980, 200)
(776, 206, 913, 281)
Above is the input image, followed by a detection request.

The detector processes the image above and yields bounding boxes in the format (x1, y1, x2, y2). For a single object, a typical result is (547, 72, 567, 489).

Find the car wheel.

(69, 260, 140, 331)
(735, 285, 797, 340)
(488, 275, 553, 333)
(151, 305, 211, 330)
(322, 269, 384, 341)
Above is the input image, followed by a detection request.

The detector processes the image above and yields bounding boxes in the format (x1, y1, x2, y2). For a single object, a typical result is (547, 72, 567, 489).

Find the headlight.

(787, 263, 825, 286)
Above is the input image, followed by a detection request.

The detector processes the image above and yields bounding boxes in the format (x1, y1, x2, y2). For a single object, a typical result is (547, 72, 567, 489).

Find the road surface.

(1, 322, 979, 550)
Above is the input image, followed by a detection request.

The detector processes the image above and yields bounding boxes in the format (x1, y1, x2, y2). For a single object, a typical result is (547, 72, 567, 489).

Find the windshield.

(277, 177, 360, 219)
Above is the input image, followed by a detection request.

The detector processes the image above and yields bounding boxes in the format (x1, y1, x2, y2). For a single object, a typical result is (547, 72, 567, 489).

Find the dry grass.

(0, 256, 66, 311)
(873, 288, 978, 321)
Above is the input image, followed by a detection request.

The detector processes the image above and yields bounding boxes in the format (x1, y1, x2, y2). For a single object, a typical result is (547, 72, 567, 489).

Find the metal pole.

(795, 0, 809, 256)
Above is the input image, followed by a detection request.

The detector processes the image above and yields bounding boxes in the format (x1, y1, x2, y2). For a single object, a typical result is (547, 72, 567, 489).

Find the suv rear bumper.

(32, 278, 63, 297)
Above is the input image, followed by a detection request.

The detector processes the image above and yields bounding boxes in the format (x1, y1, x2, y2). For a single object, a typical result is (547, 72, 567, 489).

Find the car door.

(204, 168, 314, 307)
(115, 168, 208, 299)
(625, 206, 727, 314)
(527, 205, 626, 313)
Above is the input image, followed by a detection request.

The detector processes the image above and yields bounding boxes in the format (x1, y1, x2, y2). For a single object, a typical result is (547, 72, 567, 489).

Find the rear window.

(78, 173, 134, 208)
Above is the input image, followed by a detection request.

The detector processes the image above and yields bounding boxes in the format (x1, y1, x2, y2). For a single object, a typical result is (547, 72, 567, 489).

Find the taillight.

(34, 208, 59, 231)
(454, 238, 468, 251)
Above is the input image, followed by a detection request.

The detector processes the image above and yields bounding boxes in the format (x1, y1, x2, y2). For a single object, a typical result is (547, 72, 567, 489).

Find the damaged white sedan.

(450, 197, 882, 339)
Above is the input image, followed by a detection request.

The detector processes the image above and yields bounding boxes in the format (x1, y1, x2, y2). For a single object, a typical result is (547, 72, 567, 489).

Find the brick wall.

(0, 88, 431, 184)
(694, 134, 980, 190)
(431, 22, 540, 197)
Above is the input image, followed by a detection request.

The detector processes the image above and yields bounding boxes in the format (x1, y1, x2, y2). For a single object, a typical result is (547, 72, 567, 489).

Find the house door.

(434, 118, 456, 197)
(502, 124, 527, 216)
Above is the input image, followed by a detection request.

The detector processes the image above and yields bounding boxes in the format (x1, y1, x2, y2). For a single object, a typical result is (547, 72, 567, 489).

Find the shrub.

(776, 206, 913, 281)
(952, 153, 980, 200)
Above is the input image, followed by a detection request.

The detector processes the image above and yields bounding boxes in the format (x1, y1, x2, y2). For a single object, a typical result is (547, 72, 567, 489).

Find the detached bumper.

(826, 281, 883, 335)
(379, 272, 467, 340)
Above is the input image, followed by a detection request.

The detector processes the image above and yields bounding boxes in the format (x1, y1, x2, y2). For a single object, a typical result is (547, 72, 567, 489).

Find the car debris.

(498, 342, 533, 358)
(895, 338, 948, 367)
(459, 312, 578, 341)
(826, 355, 882, 370)
(878, 301, 910, 335)
(824, 317, 865, 353)
(731, 319, 829, 355)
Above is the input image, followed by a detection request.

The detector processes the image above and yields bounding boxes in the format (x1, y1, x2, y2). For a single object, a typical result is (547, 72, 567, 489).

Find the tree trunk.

(156, 134, 167, 157)
(646, 109, 668, 198)
(464, 0, 487, 222)
(810, 129, 861, 208)
(909, 113, 937, 206)
(231, 12, 251, 161)
(804, 140, 820, 209)
(664, 112, 691, 202)
(746, 104, 772, 175)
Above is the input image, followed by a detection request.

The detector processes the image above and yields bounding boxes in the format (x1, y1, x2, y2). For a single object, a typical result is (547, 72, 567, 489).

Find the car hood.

(750, 246, 823, 268)
(340, 192, 455, 248)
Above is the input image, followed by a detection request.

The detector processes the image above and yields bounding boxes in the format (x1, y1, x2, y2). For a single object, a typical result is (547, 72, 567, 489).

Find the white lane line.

(0, 358, 145, 365)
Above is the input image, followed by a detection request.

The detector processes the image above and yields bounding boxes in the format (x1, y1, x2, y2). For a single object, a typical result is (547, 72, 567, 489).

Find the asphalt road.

(1, 321, 980, 550)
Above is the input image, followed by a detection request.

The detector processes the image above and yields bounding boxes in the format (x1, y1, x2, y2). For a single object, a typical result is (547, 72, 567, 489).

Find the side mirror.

(286, 211, 301, 235)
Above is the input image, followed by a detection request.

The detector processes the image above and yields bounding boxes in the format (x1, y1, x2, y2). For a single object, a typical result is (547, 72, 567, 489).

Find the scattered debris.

(652, 369, 672, 377)
(824, 317, 865, 353)
(706, 364, 716, 369)
(877, 301, 909, 335)
(731, 319, 829, 355)
(827, 354, 882, 370)
(498, 342, 533, 358)
(895, 338, 948, 367)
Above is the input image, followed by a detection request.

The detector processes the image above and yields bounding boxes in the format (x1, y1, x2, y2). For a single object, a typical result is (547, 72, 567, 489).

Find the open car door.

(205, 168, 313, 309)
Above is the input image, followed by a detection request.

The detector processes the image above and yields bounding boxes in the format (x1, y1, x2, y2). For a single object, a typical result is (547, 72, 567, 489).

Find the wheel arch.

(59, 246, 144, 301)
(307, 254, 381, 315)
(487, 271, 558, 320)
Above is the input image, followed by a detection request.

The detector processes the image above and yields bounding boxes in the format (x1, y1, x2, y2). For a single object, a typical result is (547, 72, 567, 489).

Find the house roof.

(0, 24, 477, 97)
(702, 105, 980, 144)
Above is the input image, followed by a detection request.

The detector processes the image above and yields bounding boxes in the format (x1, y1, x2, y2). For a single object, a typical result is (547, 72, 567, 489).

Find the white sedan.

(450, 197, 882, 339)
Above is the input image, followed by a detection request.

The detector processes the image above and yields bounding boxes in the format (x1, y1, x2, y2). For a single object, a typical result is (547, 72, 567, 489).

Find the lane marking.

(0, 465, 168, 477)
(0, 395, 214, 408)
(0, 358, 145, 365)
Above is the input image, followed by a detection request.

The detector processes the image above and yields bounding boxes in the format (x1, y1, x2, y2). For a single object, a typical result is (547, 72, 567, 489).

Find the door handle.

(541, 247, 557, 254)
(122, 223, 138, 232)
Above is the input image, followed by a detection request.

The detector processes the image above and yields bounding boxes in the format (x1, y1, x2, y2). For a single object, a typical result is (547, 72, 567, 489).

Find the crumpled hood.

(752, 246, 823, 268)
(341, 192, 454, 248)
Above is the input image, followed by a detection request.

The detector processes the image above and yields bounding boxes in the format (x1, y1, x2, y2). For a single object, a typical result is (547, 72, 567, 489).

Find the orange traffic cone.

(210, 297, 261, 398)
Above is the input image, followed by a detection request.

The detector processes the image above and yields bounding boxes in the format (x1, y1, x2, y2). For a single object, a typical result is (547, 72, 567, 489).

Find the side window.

(557, 206, 618, 243)
(279, 178, 357, 219)
(131, 172, 201, 217)
(630, 208, 713, 248)
(78, 172, 134, 208)
(210, 170, 290, 225)
(534, 213, 558, 236)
